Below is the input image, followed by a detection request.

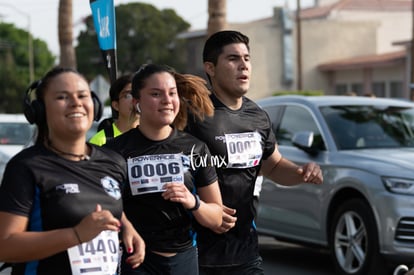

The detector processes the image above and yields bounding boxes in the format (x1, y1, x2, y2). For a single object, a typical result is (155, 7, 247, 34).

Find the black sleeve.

(0, 157, 36, 217)
(193, 141, 218, 188)
(262, 111, 277, 160)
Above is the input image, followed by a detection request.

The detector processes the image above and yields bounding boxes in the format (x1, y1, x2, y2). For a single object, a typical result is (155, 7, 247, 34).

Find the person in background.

(345, 91, 357, 96)
(364, 92, 376, 98)
(89, 74, 140, 146)
(185, 30, 323, 275)
(105, 64, 223, 275)
(0, 67, 145, 275)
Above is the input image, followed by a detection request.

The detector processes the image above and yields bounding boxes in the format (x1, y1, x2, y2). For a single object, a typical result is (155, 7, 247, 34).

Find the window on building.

(351, 83, 363, 95)
(335, 84, 348, 95)
(372, 82, 385, 97)
(389, 81, 403, 98)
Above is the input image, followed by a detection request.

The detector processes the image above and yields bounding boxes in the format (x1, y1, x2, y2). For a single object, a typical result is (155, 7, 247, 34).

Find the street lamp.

(0, 3, 34, 83)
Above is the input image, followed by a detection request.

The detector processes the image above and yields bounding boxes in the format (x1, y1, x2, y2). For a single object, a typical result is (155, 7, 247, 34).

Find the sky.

(0, 0, 315, 57)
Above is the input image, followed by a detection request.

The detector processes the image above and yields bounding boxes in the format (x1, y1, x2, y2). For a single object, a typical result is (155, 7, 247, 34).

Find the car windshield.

(0, 122, 34, 145)
(321, 105, 414, 150)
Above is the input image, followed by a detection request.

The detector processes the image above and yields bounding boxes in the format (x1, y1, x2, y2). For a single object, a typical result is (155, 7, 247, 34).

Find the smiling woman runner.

(0, 67, 145, 275)
(105, 63, 223, 275)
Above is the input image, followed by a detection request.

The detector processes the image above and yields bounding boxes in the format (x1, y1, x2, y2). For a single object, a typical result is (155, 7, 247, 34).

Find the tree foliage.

(76, 2, 190, 81)
(0, 23, 55, 113)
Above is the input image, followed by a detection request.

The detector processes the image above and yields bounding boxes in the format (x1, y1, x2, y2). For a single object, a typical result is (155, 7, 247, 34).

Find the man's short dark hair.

(109, 74, 133, 101)
(108, 74, 133, 119)
(202, 30, 250, 65)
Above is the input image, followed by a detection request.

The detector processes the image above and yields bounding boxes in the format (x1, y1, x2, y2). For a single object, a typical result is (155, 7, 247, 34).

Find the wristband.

(72, 227, 82, 244)
(188, 194, 200, 211)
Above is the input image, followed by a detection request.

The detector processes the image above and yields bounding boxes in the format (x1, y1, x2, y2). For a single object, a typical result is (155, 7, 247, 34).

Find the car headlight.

(383, 177, 414, 195)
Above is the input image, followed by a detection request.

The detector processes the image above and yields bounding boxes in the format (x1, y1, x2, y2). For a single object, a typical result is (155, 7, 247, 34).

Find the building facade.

(180, 0, 412, 100)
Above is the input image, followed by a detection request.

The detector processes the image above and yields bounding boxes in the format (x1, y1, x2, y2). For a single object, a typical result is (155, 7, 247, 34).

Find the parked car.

(0, 114, 35, 158)
(255, 95, 414, 275)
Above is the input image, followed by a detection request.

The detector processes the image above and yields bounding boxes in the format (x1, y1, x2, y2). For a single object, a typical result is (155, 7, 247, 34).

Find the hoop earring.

(136, 102, 141, 113)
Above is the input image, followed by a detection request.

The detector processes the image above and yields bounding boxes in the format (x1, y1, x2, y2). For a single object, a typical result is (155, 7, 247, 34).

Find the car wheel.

(329, 199, 386, 275)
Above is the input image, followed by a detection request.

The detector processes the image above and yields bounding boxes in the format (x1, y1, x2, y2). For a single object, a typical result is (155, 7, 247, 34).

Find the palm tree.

(58, 0, 76, 68)
(207, 0, 227, 38)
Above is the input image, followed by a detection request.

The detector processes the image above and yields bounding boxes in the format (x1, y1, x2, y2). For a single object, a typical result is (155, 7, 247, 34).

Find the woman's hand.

(161, 183, 195, 209)
(121, 213, 145, 269)
(211, 205, 237, 234)
(73, 204, 121, 243)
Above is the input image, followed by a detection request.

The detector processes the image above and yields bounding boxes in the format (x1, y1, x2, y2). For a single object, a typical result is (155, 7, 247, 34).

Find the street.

(0, 238, 334, 275)
(259, 236, 334, 275)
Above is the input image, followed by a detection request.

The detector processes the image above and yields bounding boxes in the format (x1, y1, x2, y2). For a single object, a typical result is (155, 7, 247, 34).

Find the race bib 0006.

(127, 153, 185, 195)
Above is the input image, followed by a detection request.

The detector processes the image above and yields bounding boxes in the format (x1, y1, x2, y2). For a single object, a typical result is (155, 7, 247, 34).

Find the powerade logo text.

(215, 135, 226, 143)
(130, 155, 176, 162)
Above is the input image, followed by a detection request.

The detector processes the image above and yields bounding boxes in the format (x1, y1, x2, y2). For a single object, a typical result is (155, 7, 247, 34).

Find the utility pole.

(28, 15, 34, 83)
(296, 0, 302, 91)
(207, 0, 227, 38)
(410, 0, 414, 100)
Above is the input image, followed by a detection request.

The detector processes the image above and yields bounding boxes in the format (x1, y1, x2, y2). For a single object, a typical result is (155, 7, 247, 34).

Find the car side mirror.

(292, 131, 319, 156)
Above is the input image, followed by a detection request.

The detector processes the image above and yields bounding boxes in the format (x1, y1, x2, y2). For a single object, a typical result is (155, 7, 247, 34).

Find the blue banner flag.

(90, 0, 117, 84)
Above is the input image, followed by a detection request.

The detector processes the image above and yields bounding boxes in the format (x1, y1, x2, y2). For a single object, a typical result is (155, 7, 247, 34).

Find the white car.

(0, 114, 35, 158)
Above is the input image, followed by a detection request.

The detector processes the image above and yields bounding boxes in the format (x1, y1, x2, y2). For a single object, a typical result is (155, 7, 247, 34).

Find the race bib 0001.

(225, 132, 263, 169)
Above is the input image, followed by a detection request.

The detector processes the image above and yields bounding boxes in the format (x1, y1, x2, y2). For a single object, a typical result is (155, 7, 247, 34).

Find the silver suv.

(256, 95, 414, 275)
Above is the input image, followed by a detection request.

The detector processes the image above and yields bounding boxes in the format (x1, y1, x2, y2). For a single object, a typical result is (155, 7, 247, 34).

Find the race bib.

(67, 230, 119, 275)
(225, 132, 262, 168)
(127, 153, 185, 195)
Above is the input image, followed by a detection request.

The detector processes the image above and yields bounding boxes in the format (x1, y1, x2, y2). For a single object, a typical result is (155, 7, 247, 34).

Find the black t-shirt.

(0, 143, 126, 275)
(105, 127, 217, 253)
(186, 94, 276, 267)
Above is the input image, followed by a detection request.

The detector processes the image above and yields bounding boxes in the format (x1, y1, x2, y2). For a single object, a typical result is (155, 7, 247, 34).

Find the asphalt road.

(259, 236, 335, 274)
(0, 237, 335, 275)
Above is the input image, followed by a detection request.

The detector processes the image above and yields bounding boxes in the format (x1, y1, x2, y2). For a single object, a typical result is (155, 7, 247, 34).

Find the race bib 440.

(67, 230, 119, 275)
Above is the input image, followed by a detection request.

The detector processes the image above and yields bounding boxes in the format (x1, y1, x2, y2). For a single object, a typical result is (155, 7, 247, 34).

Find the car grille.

(396, 218, 414, 243)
